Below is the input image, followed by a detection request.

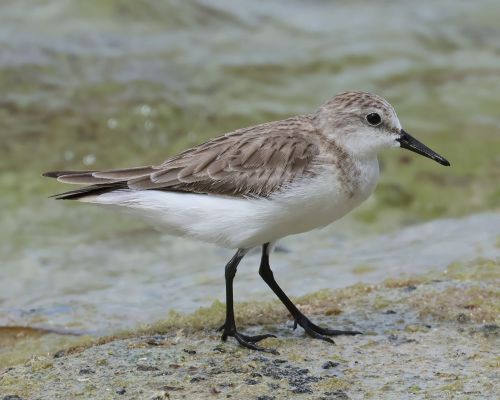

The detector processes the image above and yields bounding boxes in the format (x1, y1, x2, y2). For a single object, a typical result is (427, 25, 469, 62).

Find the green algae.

(438, 381, 464, 393)
(445, 258, 500, 282)
(0, 328, 94, 368)
(408, 385, 422, 394)
(351, 264, 377, 275)
(410, 286, 499, 324)
(315, 376, 350, 391)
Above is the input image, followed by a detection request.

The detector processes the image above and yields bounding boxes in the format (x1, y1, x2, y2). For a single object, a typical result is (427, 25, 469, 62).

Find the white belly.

(90, 158, 380, 249)
(246, 159, 380, 244)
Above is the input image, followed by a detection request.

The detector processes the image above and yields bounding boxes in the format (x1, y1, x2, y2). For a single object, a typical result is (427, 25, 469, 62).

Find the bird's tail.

(43, 170, 126, 201)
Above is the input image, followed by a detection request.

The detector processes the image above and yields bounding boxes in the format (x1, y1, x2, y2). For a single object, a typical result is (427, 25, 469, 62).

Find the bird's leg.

(218, 248, 277, 353)
(259, 243, 362, 343)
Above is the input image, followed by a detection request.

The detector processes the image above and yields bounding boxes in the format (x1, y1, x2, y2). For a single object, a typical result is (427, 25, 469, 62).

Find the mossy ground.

(1, 258, 497, 399)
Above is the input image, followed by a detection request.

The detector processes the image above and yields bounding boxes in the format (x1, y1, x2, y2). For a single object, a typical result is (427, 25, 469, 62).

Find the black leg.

(259, 243, 361, 344)
(219, 248, 277, 353)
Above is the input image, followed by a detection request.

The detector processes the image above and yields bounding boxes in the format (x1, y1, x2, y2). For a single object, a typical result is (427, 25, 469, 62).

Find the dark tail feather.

(52, 183, 127, 200)
(43, 170, 96, 179)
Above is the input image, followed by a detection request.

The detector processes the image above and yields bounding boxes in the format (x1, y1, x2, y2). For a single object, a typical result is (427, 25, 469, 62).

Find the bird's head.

(314, 91, 450, 166)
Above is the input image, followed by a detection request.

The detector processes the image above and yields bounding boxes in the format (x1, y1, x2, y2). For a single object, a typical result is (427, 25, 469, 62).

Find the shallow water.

(0, 1, 499, 336)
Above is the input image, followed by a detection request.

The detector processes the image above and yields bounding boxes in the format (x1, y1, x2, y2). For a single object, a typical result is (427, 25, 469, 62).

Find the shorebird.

(44, 91, 449, 353)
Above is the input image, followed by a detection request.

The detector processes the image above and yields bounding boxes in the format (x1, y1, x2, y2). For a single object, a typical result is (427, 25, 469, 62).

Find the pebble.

(53, 350, 65, 358)
(322, 361, 340, 369)
(321, 391, 349, 399)
(78, 368, 95, 375)
(137, 364, 160, 372)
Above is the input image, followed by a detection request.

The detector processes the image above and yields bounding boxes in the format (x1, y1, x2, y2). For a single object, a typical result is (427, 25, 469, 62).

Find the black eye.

(366, 113, 381, 126)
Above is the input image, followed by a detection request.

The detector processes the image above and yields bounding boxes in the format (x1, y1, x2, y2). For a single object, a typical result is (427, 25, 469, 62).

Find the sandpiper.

(44, 91, 449, 353)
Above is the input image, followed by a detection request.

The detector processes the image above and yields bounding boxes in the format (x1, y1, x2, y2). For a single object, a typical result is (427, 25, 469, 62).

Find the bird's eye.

(366, 113, 381, 126)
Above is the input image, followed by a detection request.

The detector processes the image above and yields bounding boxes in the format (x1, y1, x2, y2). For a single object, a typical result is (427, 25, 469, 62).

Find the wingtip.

(42, 170, 98, 179)
(43, 171, 60, 178)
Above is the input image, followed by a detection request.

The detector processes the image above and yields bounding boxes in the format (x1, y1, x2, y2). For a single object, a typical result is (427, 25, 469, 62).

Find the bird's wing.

(44, 116, 322, 199)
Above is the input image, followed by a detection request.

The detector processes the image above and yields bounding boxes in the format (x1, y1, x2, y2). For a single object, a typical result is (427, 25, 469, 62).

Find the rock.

(1, 260, 498, 399)
(136, 364, 159, 372)
(78, 367, 95, 375)
(322, 361, 340, 369)
(480, 324, 499, 337)
(322, 391, 349, 399)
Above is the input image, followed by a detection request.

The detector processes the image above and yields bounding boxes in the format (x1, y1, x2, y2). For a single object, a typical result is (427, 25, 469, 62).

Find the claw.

(301, 323, 336, 345)
(220, 329, 278, 354)
(294, 315, 361, 342)
(239, 333, 277, 342)
(233, 332, 279, 354)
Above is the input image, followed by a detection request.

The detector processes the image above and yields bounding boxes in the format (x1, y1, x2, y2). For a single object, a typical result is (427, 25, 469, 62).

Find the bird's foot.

(293, 315, 362, 344)
(218, 323, 278, 354)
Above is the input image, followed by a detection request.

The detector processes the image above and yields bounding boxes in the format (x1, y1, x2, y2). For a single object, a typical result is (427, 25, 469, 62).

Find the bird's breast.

(265, 157, 380, 235)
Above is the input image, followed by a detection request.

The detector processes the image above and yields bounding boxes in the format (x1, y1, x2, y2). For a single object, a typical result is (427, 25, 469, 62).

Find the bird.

(44, 91, 450, 353)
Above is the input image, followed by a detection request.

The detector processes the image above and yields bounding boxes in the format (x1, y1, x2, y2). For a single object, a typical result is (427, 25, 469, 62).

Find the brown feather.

(93, 166, 156, 180)
(44, 115, 323, 199)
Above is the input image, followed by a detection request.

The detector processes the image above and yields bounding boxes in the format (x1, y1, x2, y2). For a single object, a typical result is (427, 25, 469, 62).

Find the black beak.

(397, 129, 450, 166)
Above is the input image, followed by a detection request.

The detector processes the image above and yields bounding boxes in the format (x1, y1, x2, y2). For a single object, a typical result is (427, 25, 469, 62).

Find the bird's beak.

(397, 129, 450, 166)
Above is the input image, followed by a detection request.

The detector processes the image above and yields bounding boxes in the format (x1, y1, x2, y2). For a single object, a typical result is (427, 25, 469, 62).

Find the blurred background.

(0, 0, 499, 354)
